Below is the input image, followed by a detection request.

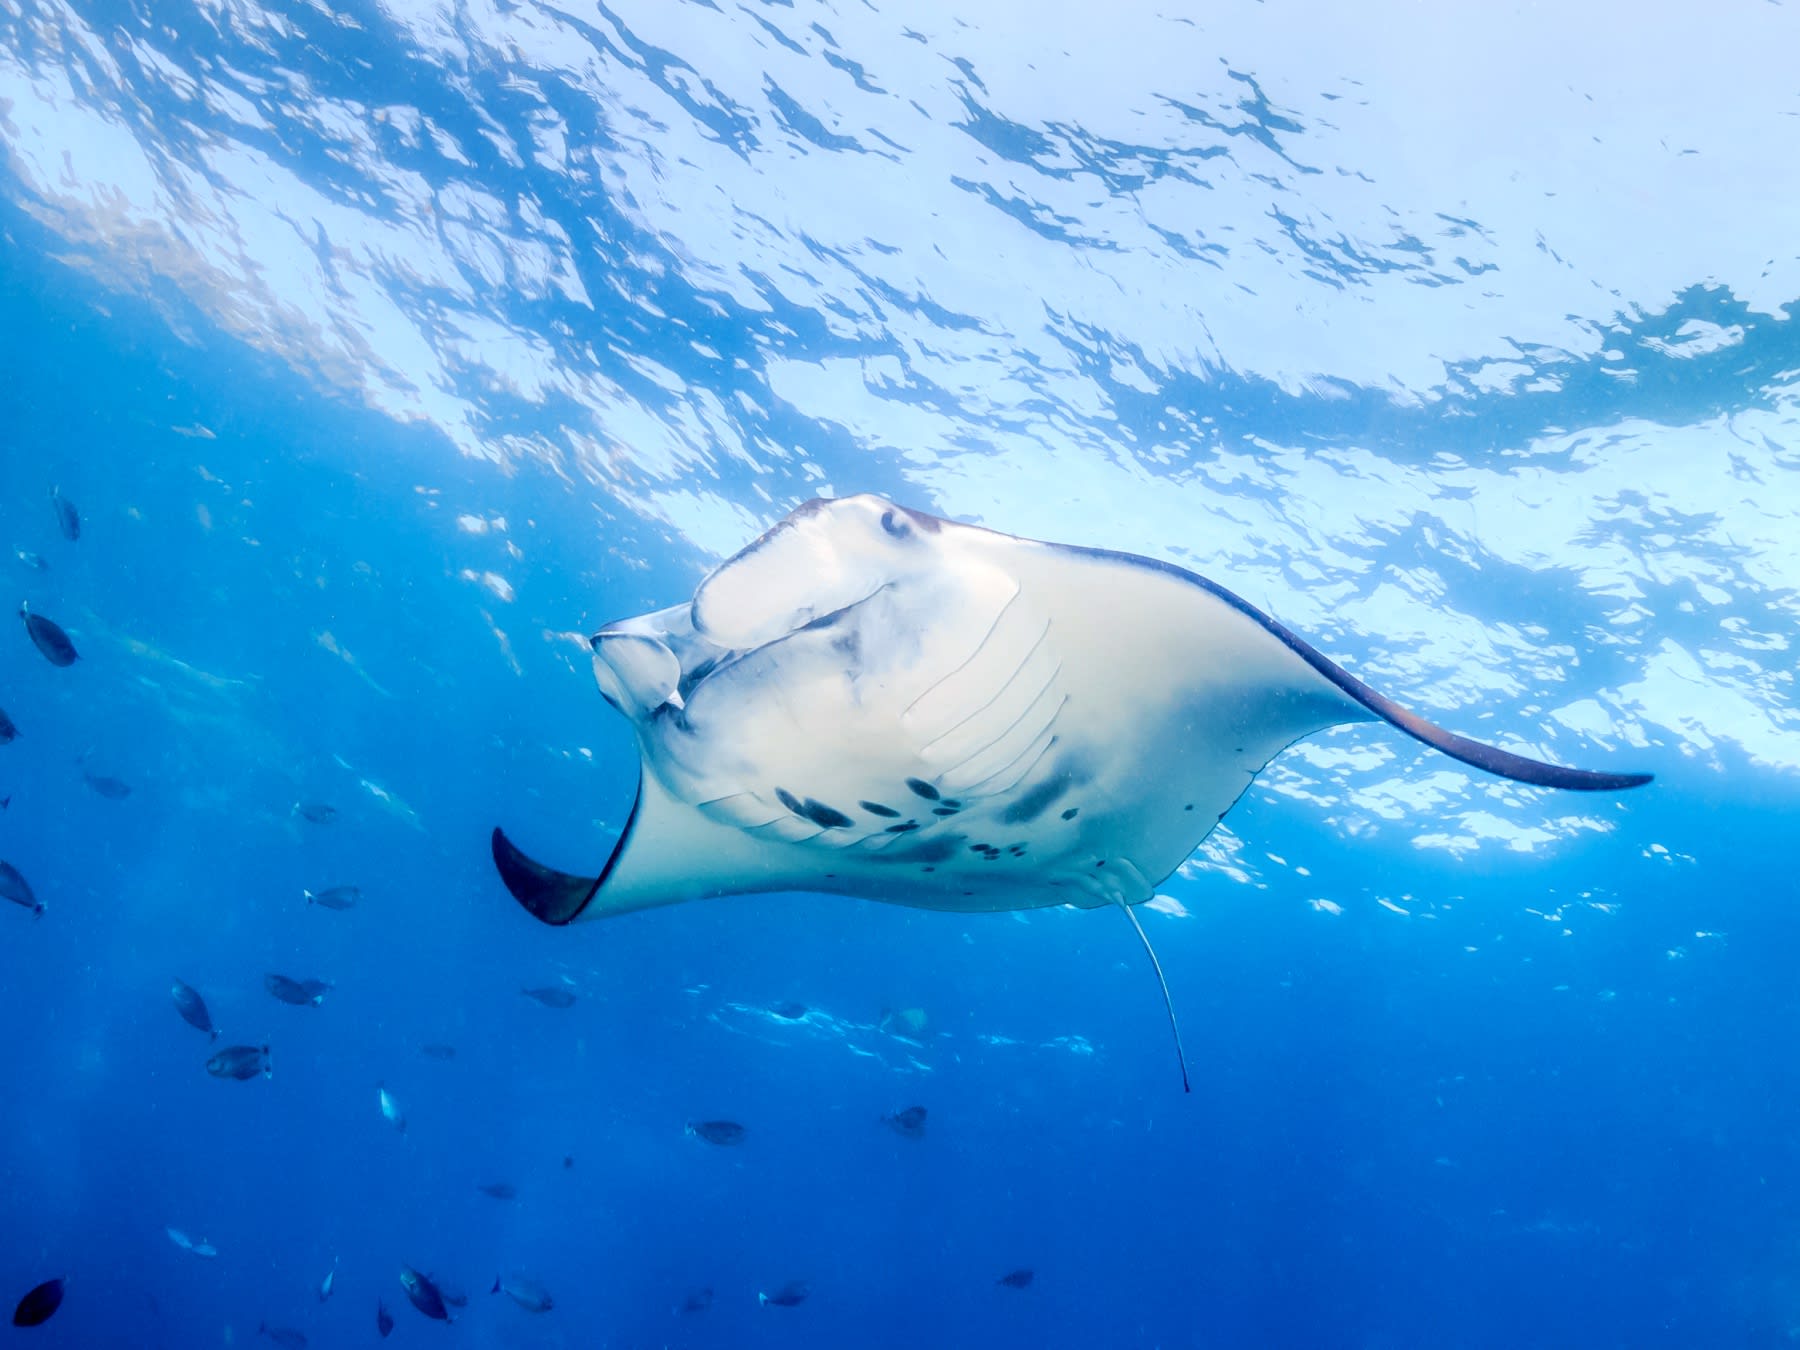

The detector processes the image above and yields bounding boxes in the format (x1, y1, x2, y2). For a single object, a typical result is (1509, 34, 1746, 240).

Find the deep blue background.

(3, 5, 1799, 1346)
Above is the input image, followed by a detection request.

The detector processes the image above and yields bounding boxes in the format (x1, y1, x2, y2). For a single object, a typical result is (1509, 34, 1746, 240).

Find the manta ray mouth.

(490, 782, 641, 924)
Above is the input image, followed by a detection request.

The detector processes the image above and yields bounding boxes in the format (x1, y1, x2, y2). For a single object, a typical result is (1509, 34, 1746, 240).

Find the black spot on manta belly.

(931, 805, 959, 817)
(1061, 807, 1080, 821)
(860, 801, 901, 818)
(801, 798, 854, 829)
(905, 777, 940, 801)
(775, 788, 854, 830)
(1000, 775, 1071, 825)
(896, 836, 958, 864)
(885, 821, 920, 834)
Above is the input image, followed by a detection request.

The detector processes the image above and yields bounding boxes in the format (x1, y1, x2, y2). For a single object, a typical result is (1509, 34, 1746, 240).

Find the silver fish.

(318, 1259, 336, 1302)
(492, 1273, 553, 1313)
(377, 1083, 406, 1133)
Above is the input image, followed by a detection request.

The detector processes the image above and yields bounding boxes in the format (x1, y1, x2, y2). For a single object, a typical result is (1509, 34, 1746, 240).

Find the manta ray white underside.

(493, 494, 1651, 929)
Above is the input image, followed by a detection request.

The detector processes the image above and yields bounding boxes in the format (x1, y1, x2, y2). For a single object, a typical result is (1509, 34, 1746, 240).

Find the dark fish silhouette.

(399, 1266, 451, 1321)
(294, 801, 336, 823)
(521, 985, 576, 1008)
(997, 1268, 1034, 1289)
(82, 770, 131, 800)
(171, 980, 220, 1039)
(758, 1280, 809, 1308)
(770, 1000, 808, 1020)
(207, 1044, 271, 1081)
(0, 705, 15, 743)
(265, 973, 330, 1006)
(376, 1299, 394, 1337)
(492, 1274, 553, 1313)
(478, 1181, 517, 1200)
(20, 603, 77, 666)
(11, 1277, 63, 1327)
(686, 1119, 746, 1146)
(883, 1105, 928, 1139)
(420, 1043, 457, 1061)
(681, 1287, 714, 1313)
(562, 1154, 574, 1169)
(0, 860, 43, 917)
(259, 1323, 307, 1348)
(50, 488, 79, 542)
(304, 885, 360, 910)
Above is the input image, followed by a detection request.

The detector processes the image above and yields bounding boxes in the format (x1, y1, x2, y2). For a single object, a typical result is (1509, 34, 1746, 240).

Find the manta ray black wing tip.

(490, 827, 602, 926)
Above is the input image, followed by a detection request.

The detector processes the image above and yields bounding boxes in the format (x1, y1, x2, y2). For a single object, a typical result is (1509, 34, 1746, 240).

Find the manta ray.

(493, 495, 1651, 1087)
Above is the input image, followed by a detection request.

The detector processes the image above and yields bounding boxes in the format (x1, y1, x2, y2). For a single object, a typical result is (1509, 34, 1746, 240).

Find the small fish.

(883, 1105, 928, 1140)
(770, 1000, 808, 1020)
(318, 1258, 337, 1302)
(265, 973, 330, 1006)
(686, 1119, 746, 1147)
(165, 1227, 217, 1257)
(758, 1280, 809, 1308)
(477, 1181, 516, 1200)
(0, 860, 44, 917)
(0, 706, 15, 743)
(293, 801, 337, 823)
(997, 1268, 1035, 1289)
(14, 549, 46, 571)
(12, 1277, 64, 1327)
(378, 1083, 406, 1133)
(398, 1266, 450, 1321)
(259, 1323, 307, 1349)
(19, 603, 77, 666)
(376, 1299, 394, 1337)
(171, 980, 220, 1040)
(562, 1154, 574, 1169)
(521, 985, 576, 1009)
(492, 1273, 553, 1313)
(420, 1043, 457, 1061)
(82, 770, 131, 800)
(206, 1044, 271, 1081)
(680, 1287, 714, 1314)
(304, 885, 360, 910)
(50, 488, 79, 542)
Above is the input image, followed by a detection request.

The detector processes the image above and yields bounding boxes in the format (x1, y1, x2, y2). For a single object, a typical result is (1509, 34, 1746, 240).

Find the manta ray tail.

(1117, 900, 1191, 1094)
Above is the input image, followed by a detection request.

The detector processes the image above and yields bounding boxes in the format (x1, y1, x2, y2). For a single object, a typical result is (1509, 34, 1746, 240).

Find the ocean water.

(2, 3, 1798, 1347)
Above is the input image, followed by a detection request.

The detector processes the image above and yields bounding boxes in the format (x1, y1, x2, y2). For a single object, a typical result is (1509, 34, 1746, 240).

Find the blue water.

(3, 3, 1799, 1346)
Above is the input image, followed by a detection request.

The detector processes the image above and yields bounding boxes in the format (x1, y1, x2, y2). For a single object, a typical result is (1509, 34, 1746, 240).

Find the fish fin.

(491, 1278, 500, 1295)
(491, 827, 603, 924)
(1116, 900, 1190, 1094)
